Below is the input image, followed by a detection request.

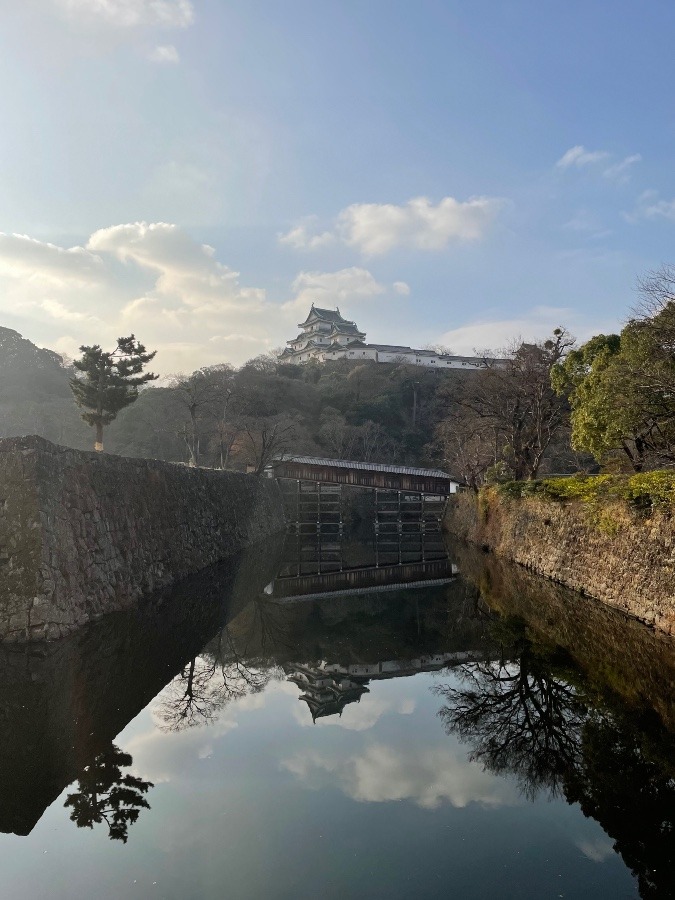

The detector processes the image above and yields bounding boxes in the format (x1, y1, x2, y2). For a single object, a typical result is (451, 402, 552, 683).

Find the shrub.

(493, 470, 675, 509)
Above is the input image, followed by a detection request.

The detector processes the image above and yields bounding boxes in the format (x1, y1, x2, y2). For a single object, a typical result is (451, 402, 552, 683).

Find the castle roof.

(330, 322, 364, 336)
(298, 304, 354, 328)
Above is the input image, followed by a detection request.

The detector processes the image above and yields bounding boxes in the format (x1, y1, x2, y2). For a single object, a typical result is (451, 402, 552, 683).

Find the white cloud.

(0, 222, 286, 372)
(87, 222, 267, 313)
(576, 838, 615, 863)
(556, 145, 610, 169)
(0, 233, 105, 287)
(602, 153, 641, 183)
(278, 217, 336, 251)
(53, 0, 194, 28)
(283, 266, 386, 313)
(40, 298, 102, 323)
(437, 305, 613, 355)
(338, 196, 502, 255)
(281, 743, 518, 809)
(149, 43, 180, 63)
(280, 195, 503, 257)
(393, 281, 411, 296)
(628, 189, 675, 222)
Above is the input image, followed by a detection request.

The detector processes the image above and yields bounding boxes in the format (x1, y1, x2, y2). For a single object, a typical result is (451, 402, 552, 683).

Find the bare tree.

(449, 329, 575, 481)
(169, 366, 233, 466)
(242, 415, 299, 475)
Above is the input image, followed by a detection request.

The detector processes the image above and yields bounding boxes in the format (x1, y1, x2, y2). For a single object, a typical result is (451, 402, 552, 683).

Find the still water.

(0, 487, 674, 899)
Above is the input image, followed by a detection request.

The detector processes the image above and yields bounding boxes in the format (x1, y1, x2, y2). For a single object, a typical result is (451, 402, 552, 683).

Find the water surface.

(0, 490, 672, 898)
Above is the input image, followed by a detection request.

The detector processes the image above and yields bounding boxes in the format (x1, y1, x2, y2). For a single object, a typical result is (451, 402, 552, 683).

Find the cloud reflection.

(281, 743, 518, 810)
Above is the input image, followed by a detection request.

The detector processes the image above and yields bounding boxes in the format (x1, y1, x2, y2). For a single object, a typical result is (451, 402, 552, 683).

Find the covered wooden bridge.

(269, 456, 458, 495)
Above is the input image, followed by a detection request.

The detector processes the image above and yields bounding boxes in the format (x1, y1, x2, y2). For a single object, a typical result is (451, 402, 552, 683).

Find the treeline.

(0, 323, 583, 478)
(7, 265, 675, 480)
(104, 334, 589, 478)
(106, 356, 475, 472)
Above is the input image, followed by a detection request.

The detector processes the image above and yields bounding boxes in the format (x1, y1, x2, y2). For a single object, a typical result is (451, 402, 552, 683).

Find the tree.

(435, 620, 586, 800)
(551, 333, 645, 469)
(433, 406, 500, 490)
(70, 335, 157, 451)
(552, 277, 675, 470)
(155, 622, 278, 732)
(169, 365, 233, 466)
(241, 414, 299, 475)
(64, 743, 154, 843)
(441, 329, 575, 482)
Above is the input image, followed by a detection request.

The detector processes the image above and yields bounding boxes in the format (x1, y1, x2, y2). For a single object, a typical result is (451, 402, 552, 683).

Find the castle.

(279, 304, 494, 370)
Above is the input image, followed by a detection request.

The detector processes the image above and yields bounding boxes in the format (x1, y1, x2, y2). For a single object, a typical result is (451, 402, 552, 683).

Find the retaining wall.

(445, 489, 675, 634)
(0, 436, 286, 641)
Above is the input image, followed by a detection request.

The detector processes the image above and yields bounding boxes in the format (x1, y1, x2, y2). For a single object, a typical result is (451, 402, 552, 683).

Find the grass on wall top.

(494, 471, 675, 508)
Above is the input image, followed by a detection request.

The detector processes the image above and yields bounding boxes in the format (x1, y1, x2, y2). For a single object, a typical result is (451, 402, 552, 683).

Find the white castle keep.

(279, 304, 494, 370)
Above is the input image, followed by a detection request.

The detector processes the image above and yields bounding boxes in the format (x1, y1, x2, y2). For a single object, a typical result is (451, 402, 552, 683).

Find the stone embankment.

(0, 436, 286, 641)
(445, 488, 675, 635)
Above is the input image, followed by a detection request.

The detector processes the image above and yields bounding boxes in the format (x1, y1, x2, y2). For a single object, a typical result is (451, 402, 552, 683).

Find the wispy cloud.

(576, 838, 615, 863)
(556, 145, 610, 169)
(602, 153, 642, 183)
(53, 0, 195, 29)
(437, 305, 615, 355)
(562, 210, 612, 240)
(279, 195, 505, 257)
(149, 44, 180, 63)
(278, 216, 335, 251)
(627, 189, 675, 222)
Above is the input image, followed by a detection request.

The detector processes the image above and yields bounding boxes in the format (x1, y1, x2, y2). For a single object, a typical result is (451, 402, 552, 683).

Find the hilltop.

(0, 327, 89, 448)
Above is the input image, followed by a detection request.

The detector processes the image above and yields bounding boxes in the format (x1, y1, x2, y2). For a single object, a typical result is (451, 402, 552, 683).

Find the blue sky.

(1, 0, 675, 371)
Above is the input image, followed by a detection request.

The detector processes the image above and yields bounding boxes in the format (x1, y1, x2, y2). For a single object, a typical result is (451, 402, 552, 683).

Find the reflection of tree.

(155, 609, 286, 732)
(566, 716, 675, 900)
(64, 744, 153, 843)
(435, 615, 675, 898)
(435, 620, 587, 800)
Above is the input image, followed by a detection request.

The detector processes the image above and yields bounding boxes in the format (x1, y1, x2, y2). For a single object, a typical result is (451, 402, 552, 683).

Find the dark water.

(1, 487, 675, 899)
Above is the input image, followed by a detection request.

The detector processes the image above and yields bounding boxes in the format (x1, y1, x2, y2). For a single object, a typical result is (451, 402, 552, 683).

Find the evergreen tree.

(64, 743, 154, 843)
(70, 335, 158, 451)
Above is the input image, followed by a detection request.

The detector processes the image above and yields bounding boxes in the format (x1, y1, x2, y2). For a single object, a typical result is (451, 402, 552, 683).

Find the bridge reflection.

(269, 481, 457, 601)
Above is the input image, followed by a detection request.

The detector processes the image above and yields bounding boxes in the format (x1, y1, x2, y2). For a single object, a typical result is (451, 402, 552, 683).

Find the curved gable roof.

(298, 304, 355, 328)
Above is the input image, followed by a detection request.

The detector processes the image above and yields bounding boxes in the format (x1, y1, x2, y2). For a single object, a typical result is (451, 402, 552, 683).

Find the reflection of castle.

(286, 665, 369, 721)
(285, 654, 479, 722)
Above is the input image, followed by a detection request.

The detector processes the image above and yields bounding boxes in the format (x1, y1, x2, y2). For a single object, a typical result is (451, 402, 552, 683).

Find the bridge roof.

(275, 455, 456, 481)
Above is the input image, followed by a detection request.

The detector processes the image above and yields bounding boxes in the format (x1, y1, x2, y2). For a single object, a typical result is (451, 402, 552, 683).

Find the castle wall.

(445, 489, 675, 635)
(0, 436, 286, 641)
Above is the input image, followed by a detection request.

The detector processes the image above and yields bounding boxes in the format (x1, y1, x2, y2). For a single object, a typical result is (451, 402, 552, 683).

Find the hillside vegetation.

(0, 326, 577, 478)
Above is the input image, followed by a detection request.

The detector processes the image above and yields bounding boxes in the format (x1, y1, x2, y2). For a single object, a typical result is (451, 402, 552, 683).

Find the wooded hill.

(0, 327, 90, 448)
(0, 325, 578, 481)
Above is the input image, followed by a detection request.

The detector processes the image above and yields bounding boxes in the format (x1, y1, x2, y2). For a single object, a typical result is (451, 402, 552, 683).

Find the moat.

(0, 488, 673, 899)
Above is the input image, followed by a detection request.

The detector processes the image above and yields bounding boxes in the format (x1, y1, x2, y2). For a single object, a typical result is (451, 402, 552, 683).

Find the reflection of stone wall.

(446, 491, 675, 634)
(452, 539, 675, 736)
(0, 436, 286, 641)
(0, 538, 284, 835)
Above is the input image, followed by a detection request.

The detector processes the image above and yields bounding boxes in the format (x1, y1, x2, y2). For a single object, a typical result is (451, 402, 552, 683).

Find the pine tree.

(64, 743, 154, 843)
(70, 335, 158, 451)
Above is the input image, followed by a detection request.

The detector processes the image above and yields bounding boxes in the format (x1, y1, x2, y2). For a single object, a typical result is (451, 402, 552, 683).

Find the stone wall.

(450, 538, 675, 733)
(0, 436, 286, 641)
(445, 489, 675, 634)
